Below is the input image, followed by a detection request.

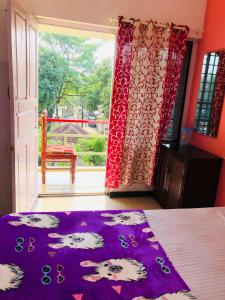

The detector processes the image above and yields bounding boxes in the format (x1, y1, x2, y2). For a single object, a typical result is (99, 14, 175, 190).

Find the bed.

(0, 207, 224, 299)
(145, 207, 225, 299)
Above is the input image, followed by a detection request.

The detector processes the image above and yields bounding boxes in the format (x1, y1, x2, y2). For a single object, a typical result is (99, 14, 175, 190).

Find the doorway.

(37, 28, 115, 196)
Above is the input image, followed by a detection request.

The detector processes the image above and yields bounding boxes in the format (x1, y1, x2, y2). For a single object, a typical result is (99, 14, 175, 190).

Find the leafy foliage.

(75, 137, 106, 166)
(84, 58, 113, 119)
(38, 32, 113, 119)
(39, 47, 69, 117)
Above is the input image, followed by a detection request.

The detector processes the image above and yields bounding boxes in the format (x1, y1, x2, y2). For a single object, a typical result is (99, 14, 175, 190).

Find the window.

(163, 41, 193, 142)
(194, 52, 219, 135)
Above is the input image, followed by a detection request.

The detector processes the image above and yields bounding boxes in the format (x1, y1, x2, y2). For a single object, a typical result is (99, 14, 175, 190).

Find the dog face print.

(0, 264, 24, 291)
(132, 290, 197, 300)
(48, 232, 104, 249)
(80, 258, 147, 282)
(8, 213, 59, 228)
(101, 211, 147, 226)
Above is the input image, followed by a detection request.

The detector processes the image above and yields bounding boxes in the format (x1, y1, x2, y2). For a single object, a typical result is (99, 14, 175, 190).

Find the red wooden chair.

(41, 110, 77, 184)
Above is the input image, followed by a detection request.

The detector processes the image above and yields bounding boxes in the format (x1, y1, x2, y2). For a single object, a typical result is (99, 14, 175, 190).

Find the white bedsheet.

(144, 207, 225, 300)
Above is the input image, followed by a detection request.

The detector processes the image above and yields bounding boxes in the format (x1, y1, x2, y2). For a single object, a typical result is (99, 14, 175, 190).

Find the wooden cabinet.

(154, 144, 222, 208)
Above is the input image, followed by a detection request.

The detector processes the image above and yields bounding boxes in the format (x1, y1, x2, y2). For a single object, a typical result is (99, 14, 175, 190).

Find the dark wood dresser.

(154, 144, 222, 209)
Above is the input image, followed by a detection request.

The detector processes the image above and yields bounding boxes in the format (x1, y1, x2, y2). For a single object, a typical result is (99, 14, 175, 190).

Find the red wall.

(185, 0, 225, 206)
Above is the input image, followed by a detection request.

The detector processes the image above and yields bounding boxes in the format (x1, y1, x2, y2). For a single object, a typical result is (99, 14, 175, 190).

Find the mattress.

(144, 207, 225, 300)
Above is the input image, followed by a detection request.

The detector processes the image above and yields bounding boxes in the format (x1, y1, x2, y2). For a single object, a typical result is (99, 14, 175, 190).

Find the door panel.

(28, 135, 38, 206)
(154, 148, 170, 208)
(15, 13, 27, 100)
(29, 25, 37, 98)
(166, 156, 185, 209)
(17, 144, 27, 211)
(8, 0, 38, 212)
(18, 109, 36, 138)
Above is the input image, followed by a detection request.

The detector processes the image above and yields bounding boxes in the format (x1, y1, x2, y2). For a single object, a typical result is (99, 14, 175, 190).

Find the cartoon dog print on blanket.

(0, 264, 24, 291)
(80, 258, 147, 282)
(132, 290, 197, 300)
(48, 232, 104, 249)
(101, 211, 147, 226)
(8, 213, 59, 228)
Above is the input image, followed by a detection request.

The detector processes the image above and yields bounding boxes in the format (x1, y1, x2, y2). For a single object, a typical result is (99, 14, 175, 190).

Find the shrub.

(75, 136, 106, 166)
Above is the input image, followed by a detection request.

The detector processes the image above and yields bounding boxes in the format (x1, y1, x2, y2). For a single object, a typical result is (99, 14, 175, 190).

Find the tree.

(96, 58, 113, 119)
(38, 47, 70, 117)
(38, 33, 99, 117)
(38, 32, 113, 120)
(40, 33, 98, 75)
(84, 58, 113, 119)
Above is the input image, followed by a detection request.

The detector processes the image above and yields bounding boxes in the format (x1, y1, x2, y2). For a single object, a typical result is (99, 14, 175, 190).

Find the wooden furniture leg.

(41, 157, 46, 184)
(71, 158, 75, 184)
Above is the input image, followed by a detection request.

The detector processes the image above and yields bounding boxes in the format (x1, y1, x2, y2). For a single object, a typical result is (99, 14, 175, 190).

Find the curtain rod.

(118, 16, 189, 31)
(108, 17, 203, 35)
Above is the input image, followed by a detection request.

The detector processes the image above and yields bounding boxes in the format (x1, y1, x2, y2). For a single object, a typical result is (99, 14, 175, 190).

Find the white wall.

(18, 0, 207, 37)
(0, 0, 12, 213)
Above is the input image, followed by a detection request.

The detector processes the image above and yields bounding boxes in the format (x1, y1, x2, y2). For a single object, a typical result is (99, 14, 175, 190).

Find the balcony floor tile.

(38, 170, 105, 195)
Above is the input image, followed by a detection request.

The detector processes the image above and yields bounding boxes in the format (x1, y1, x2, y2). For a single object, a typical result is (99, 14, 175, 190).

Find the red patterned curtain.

(105, 18, 134, 188)
(105, 18, 189, 188)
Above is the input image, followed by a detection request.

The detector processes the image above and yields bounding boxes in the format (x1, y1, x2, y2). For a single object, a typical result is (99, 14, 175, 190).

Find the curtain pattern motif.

(105, 20, 134, 188)
(120, 22, 170, 185)
(211, 52, 225, 137)
(105, 18, 188, 188)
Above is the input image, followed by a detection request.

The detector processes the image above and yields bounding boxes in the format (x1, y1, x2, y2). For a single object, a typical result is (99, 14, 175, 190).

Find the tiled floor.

(38, 168, 105, 195)
(33, 195, 161, 212)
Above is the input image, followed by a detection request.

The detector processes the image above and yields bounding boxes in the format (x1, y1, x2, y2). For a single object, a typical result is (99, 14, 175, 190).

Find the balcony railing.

(39, 117, 109, 167)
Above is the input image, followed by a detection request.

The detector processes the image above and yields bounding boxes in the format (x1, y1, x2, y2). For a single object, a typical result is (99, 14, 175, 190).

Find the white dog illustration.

(48, 232, 104, 249)
(0, 264, 24, 291)
(132, 290, 197, 300)
(80, 258, 147, 282)
(101, 211, 147, 226)
(8, 213, 59, 228)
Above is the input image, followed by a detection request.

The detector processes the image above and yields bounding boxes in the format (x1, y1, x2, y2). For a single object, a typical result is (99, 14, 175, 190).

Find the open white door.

(8, 0, 38, 212)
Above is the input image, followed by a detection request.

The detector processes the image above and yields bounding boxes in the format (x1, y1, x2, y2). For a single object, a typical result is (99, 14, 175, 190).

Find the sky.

(93, 39, 115, 63)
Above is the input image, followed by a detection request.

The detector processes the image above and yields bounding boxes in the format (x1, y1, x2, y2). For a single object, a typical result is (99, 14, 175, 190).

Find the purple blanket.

(0, 210, 196, 299)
